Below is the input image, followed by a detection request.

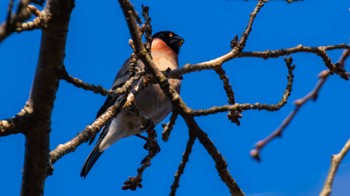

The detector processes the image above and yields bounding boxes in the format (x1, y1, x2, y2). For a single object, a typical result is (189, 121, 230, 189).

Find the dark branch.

(168, 44, 349, 77)
(240, 44, 349, 80)
(0, 0, 31, 42)
(183, 115, 244, 195)
(16, 5, 52, 32)
(50, 95, 127, 165)
(60, 65, 143, 97)
(162, 112, 178, 142)
(250, 48, 349, 161)
(0, 102, 33, 136)
(20, 1, 75, 195)
(214, 66, 242, 125)
(170, 133, 196, 196)
(122, 122, 159, 191)
(190, 57, 295, 117)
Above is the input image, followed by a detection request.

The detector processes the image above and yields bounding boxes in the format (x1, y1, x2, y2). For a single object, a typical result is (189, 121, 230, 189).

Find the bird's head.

(152, 31, 184, 54)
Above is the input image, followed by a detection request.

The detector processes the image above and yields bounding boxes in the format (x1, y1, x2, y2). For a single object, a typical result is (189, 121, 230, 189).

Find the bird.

(80, 31, 184, 178)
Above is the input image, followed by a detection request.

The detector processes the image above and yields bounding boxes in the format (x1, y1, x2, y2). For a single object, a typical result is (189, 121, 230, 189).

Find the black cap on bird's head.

(152, 31, 184, 54)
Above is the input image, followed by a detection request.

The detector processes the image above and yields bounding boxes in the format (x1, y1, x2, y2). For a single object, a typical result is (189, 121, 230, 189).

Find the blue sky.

(1, 0, 350, 195)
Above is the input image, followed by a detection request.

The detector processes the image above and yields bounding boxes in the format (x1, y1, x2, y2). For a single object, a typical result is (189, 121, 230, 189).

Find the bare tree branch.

(50, 96, 127, 165)
(214, 66, 242, 125)
(168, 0, 265, 78)
(122, 122, 159, 191)
(338, 48, 350, 67)
(170, 133, 196, 196)
(190, 57, 294, 117)
(16, 5, 52, 32)
(59, 64, 143, 97)
(168, 44, 349, 78)
(320, 138, 350, 196)
(162, 112, 178, 142)
(50, 62, 152, 166)
(240, 44, 349, 79)
(0, 0, 32, 42)
(235, 0, 265, 52)
(184, 115, 244, 195)
(1, 0, 347, 195)
(250, 47, 349, 161)
(0, 102, 33, 136)
(20, 0, 75, 195)
(6, 0, 14, 26)
(116, 1, 263, 194)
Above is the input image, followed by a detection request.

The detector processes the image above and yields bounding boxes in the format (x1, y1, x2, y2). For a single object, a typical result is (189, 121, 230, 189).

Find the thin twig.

(122, 123, 159, 191)
(0, 0, 31, 42)
(235, 0, 265, 52)
(214, 66, 241, 125)
(141, 5, 152, 53)
(320, 138, 350, 196)
(190, 57, 294, 117)
(50, 67, 149, 165)
(0, 102, 33, 136)
(183, 115, 244, 195)
(6, 0, 15, 26)
(168, 44, 349, 77)
(250, 48, 349, 161)
(59, 65, 144, 97)
(169, 133, 196, 196)
(16, 5, 52, 32)
(122, 77, 160, 190)
(240, 44, 349, 80)
(338, 48, 350, 67)
(162, 112, 178, 142)
(49, 94, 128, 165)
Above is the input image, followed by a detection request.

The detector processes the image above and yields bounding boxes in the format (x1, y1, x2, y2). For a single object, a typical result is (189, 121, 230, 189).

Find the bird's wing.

(96, 58, 132, 118)
(81, 58, 136, 177)
(87, 58, 132, 145)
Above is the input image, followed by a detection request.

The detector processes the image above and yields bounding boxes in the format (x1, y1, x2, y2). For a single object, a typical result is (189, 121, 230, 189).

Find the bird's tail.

(80, 145, 104, 178)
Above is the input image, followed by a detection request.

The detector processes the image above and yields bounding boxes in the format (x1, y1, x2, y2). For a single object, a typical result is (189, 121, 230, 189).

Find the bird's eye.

(168, 32, 173, 38)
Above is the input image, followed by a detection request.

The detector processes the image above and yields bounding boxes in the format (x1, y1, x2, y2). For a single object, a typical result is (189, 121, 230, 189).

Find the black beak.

(174, 35, 184, 47)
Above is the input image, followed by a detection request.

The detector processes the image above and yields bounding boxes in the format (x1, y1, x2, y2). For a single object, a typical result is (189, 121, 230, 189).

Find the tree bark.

(20, 1, 75, 195)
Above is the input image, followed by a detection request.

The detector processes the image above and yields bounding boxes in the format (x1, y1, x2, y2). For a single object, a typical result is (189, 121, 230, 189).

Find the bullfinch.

(80, 31, 184, 178)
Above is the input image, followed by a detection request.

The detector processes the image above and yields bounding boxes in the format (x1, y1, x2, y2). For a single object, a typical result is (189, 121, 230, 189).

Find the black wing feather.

(81, 58, 142, 177)
(88, 58, 132, 145)
(80, 123, 111, 178)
